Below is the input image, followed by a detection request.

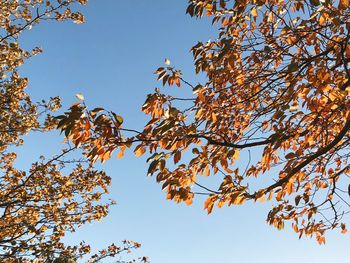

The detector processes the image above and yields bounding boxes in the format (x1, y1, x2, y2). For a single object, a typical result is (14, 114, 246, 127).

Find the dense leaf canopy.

(0, 1, 147, 262)
(60, 0, 350, 244)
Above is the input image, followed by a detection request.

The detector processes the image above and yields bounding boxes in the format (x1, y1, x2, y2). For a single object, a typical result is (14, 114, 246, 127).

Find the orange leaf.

(286, 182, 293, 195)
(346, 46, 350, 59)
(204, 196, 215, 214)
(134, 146, 146, 157)
(233, 195, 245, 205)
(338, 0, 349, 9)
(117, 146, 126, 160)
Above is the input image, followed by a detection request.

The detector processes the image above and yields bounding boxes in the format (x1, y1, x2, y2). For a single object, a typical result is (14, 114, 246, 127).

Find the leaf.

(75, 93, 85, 100)
(117, 146, 126, 160)
(295, 195, 302, 206)
(233, 195, 245, 205)
(341, 223, 347, 234)
(277, 221, 284, 230)
(319, 14, 326, 25)
(159, 159, 166, 171)
(204, 196, 215, 214)
(211, 112, 217, 123)
(346, 46, 350, 59)
(192, 148, 200, 154)
(147, 160, 159, 175)
(112, 112, 123, 125)
(90, 107, 104, 114)
(251, 8, 258, 17)
(290, 100, 299, 111)
(175, 77, 181, 87)
(267, 12, 274, 22)
(134, 146, 146, 157)
(309, 0, 320, 6)
(174, 151, 181, 164)
(285, 152, 296, 159)
(287, 62, 298, 72)
(259, 194, 266, 203)
(338, 0, 349, 9)
(37, 0, 350, 244)
(286, 182, 293, 195)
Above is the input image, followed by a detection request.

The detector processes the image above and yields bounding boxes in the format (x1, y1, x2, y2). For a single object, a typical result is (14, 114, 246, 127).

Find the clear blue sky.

(16, 0, 350, 262)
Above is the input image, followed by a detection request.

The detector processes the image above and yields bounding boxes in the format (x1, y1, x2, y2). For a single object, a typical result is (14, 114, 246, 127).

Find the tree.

(59, 0, 350, 244)
(0, 1, 147, 261)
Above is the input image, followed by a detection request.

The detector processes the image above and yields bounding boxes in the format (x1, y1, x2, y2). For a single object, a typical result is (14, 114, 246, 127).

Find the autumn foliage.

(0, 1, 147, 262)
(60, 0, 350, 244)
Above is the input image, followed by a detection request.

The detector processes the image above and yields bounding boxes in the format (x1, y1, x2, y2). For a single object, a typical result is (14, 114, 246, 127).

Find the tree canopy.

(0, 1, 147, 262)
(60, 0, 350, 244)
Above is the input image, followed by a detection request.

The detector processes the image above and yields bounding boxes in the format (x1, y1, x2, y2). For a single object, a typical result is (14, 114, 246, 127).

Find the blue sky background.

(15, 0, 350, 262)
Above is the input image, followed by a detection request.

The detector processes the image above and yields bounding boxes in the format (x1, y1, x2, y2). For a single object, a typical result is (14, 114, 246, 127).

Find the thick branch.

(249, 118, 350, 198)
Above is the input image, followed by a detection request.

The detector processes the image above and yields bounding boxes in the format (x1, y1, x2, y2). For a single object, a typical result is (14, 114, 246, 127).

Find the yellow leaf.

(211, 112, 217, 123)
(319, 14, 326, 25)
(185, 196, 193, 205)
(259, 194, 266, 203)
(233, 150, 240, 160)
(329, 91, 338, 101)
(164, 58, 171, 65)
(251, 8, 258, 17)
(196, 108, 204, 119)
(206, 3, 213, 11)
(267, 12, 274, 22)
(75, 93, 85, 100)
